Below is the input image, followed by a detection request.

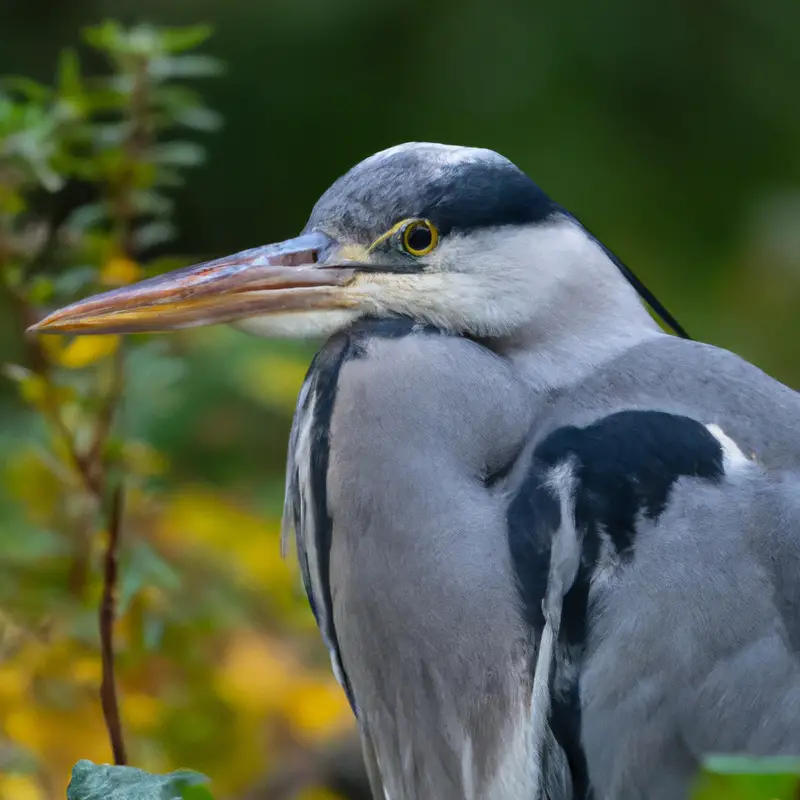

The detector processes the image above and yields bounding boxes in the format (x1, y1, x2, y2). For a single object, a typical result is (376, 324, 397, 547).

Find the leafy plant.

(1, 16, 221, 781)
(67, 760, 213, 800)
(0, 21, 355, 799)
(692, 755, 800, 800)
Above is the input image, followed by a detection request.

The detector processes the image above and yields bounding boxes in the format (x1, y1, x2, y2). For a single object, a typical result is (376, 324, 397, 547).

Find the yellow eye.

(401, 219, 439, 257)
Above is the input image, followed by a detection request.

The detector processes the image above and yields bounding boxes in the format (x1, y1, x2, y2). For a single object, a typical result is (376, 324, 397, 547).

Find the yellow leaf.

(16, 374, 48, 407)
(71, 656, 101, 686)
(122, 691, 160, 731)
(217, 631, 296, 714)
(8, 703, 111, 785)
(236, 353, 309, 412)
(0, 774, 44, 800)
(123, 441, 168, 476)
(58, 335, 120, 369)
(0, 665, 30, 703)
(100, 257, 142, 286)
(5, 708, 42, 752)
(283, 676, 353, 743)
(38, 336, 65, 362)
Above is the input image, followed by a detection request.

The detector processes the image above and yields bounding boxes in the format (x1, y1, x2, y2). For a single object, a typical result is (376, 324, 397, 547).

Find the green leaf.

(154, 85, 204, 112)
(64, 202, 109, 233)
(82, 21, 125, 54)
(152, 167, 186, 188)
(133, 221, 178, 250)
(149, 141, 206, 168)
(132, 190, 174, 217)
(51, 265, 98, 299)
(119, 541, 181, 614)
(31, 160, 65, 193)
(180, 787, 216, 800)
(0, 76, 51, 103)
(67, 760, 212, 800)
(159, 25, 214, 53)
(89, 121, 130, 148)
(57, 48, 83, 99)
(127, 26, 162, 58)
(149, 56, 225, 80)
(144, 614, 166, 651)
(27, 276, 55, 305)
(692, 755, 800, 799)
(81, 86, 128, 113)
(173, 106, 223, 133)
(0, 524, 66, 563)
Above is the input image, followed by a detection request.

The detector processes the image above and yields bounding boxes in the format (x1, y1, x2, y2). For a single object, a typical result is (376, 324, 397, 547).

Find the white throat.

(481, 220, 666, 390)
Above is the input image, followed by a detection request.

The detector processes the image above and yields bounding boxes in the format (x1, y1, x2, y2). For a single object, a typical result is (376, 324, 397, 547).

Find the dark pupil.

(407, 224, 432, 252)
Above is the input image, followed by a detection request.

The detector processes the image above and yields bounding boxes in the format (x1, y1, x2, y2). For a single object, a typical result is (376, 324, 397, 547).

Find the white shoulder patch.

(705, 423, 751, 472)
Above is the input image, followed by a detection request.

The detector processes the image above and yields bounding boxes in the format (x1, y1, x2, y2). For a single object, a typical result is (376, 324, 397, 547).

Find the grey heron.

(30, 143, 800, 800)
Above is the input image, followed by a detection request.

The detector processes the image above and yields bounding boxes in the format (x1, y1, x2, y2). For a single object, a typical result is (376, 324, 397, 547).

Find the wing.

(282, 334, 359, 714)
(509, 407, 800, 800)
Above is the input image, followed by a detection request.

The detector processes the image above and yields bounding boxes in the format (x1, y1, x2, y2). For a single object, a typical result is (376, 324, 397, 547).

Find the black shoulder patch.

(508, 409, 725, 630)
(507, 409, 725, 799)
(535, 410, 724, 561)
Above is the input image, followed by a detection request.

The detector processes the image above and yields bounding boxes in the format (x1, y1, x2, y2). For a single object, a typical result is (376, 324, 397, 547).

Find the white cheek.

(231, 309, 361, 339)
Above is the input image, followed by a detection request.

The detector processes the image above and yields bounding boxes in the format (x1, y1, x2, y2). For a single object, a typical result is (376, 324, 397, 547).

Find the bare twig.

(91, 48, 149, 767)
(99, 483, 127, 765)
(87, 346, 125, 467)
(2, 42, 145, 772)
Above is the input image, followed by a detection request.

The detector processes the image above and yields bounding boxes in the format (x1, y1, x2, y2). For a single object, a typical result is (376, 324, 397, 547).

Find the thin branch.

(48, 401, 105, 498)
(99, 483, 127, 765)
(87, 346, 125, 467)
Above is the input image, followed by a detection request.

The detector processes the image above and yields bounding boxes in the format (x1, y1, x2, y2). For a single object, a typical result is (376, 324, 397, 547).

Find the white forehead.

(367, 142, 512, 169)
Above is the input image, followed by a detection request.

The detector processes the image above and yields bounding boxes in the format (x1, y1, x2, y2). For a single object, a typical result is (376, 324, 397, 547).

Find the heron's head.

(29, 143, 679, 341)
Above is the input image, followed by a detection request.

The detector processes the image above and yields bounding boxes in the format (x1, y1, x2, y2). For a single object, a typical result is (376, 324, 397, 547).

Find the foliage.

(67, 760, 212, 800)
(63, 753, 800, 800)
(0, 21, 352, 800)
(692, 755, 800, 800)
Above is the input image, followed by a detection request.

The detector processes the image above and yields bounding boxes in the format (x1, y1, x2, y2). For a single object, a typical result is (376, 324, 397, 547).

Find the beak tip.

(26, 309, 85, 335)
(26, 315, 58, 334)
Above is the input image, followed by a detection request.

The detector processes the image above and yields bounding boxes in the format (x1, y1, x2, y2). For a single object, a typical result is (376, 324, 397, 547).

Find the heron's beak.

(27, 232, 359, 335)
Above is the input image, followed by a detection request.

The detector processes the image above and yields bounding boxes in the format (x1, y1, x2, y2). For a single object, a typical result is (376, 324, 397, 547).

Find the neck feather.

(481, 223, 665, 389)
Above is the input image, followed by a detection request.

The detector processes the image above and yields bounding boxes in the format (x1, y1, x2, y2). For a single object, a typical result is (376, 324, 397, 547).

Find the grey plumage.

(281, 145, 800, 800)
(290, 320, 800, 800)
(33, 141, 800, 800)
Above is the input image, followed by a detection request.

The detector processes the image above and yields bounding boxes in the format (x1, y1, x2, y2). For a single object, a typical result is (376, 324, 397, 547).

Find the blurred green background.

(1, 0, 799, 798)
(5, 0, 800, 371)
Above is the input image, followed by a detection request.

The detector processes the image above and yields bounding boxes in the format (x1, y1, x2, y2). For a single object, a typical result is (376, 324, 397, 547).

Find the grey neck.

(485, 275, 665, 392)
